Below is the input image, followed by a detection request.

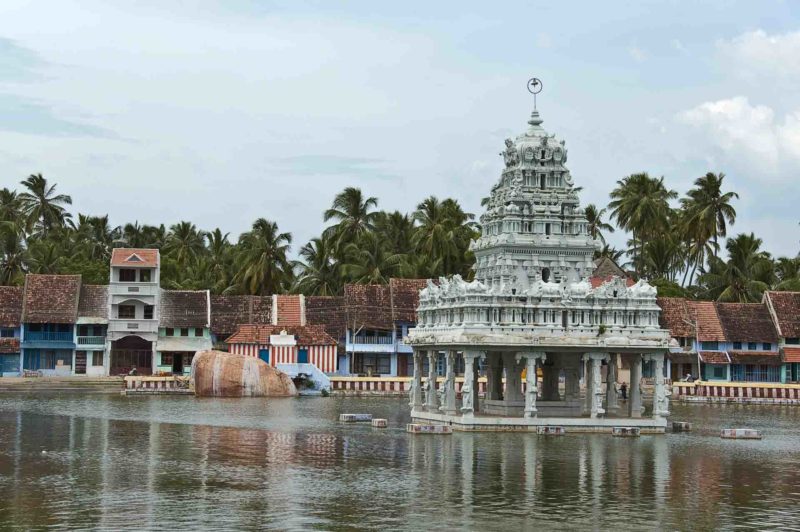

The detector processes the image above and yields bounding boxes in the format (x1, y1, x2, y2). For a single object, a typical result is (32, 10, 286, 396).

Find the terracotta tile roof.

(275, 295, 303, 326)
(783, 347, 800, 363)
(686, 301, 726, 342)
(159, 290, 209, 328)
(589, 276, 636, 289)
(0, 337, 20, 354)
(390, 278, 428, 323)
(209, 295, 272, 337)
(698, 351, 730, 364)
(592, 257, 627, 278)
(716, 302, 778, 344)
(344, 284, 393, 330)
(728, 350, 781, 365)
(78, 285, 108, 319)
(226, 324, 336, 346)
(765, 291, 800, 338)
(23, 274, 81, 324)
(305, 296, 346, 341)
(656, 297, 694, 338)
(110, 248, 159, 267)
(0, 286, 23, 328)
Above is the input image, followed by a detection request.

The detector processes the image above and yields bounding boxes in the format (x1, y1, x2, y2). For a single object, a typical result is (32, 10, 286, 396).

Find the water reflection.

(1, 397, 800, 530)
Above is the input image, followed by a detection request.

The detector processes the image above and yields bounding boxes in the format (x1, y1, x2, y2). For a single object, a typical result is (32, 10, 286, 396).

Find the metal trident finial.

(527, 77, 543, 110)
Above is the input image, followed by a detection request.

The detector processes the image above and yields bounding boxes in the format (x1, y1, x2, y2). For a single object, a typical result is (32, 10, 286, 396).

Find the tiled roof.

(110, 248, 159, 267)
(78, 285, 108, 319)
(344, 284, 393, 330)
(592, 257, 627, 279)
(728, 350, 781, 365)
(209, 295, 272, 337)
(23, 274, 81, 324)
(698, 351, 730, 364)
(656, 297, 694, 338)
(0, 286, 23, 328)
(686, 301, 726, 342)
(765, 291, 800, 338)
(0, 337, 20, 354)
(226, 324, 336, 346)
(159, 290, 209, 328)
(716, 302, 778, 343)
(390, 278, 428, 323)
(783, 347, 800, 363)
(275, 295, 303, 326)
(305, 296, 346, 342)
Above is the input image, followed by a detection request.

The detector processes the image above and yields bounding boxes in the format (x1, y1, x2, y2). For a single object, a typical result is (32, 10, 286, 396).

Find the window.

(763, 342, 772, 350)
(92, 352, 104, 366)
(0, 328, 14, 338)
(162, 353, 174, 365)
(701, 341, 719, 350)
(787, 338, 800, 345)
(181, 328, 189, 337)
(118, 305, 136, 319)
(140, 269, 151, 282)
(713, 366, 725, 379)
(119, 269, 136, 282)
(144, 305, 154, 320)
(194, 328, 203, 337)
(545, 223, 551, 236)
(165, 328, 174, 337)
(748, 342, 758, 350)
(733, 342, 742, 350)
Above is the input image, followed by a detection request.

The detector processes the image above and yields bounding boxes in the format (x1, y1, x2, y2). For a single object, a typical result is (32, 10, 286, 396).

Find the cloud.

(268, 155, 400, 181)
(670, 39, 687, 54)
(628, 45, 646, 62)
(717, 29, 800, 81)
(0, 94, 117, 138)
(676, 96, 800, 179)
(0, 37, 44, 81)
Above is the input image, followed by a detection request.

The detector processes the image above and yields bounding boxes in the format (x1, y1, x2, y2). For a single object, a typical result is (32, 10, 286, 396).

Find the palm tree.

(18, 174, 72, 236)
(293, 235, 341, 296)
(323, 187, 378, 253)
(374, 211, 415, 257)
(0, 223, 28, 285)
(342, 231, 405, 284)
(594, 244, 626, 263)
(233, 218, 292, 295)
(413, 196, 477, 277)
(165, 221, 206, 266)
(681, 172, 738, 259)
(584, 204, 615, 244)
(608, 172, 677, 274)
(699, 233, 773, 302)
(122, 222, 147, 248)
(774, 256, 800, 291)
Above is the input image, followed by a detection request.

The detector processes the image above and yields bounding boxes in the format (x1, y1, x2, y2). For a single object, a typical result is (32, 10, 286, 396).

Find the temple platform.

(411, 409, 667, 434)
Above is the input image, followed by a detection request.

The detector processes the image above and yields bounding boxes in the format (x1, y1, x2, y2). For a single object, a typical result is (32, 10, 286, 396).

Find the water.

(2, 395, 800, 531)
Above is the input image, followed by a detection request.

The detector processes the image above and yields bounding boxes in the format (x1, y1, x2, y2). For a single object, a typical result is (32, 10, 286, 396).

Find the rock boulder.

(191, 350, 297, 397)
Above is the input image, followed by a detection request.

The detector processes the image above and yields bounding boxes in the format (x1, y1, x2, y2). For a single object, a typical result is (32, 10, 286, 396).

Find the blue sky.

(0, 1, 798, 257)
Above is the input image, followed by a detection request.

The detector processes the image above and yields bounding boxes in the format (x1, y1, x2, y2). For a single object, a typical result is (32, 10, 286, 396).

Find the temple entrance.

(110, 336, 152, 376)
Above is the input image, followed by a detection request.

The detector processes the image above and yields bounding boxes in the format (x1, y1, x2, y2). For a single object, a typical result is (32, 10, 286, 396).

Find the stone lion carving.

(501, 138, 519, 167)
(628, 279, 657, 298)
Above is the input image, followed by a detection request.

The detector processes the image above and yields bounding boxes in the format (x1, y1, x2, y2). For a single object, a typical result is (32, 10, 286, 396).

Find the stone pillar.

(440, 350, 458, 415)
(425, 350, 438, 411)
(605, 353, 619, 413)
(542, 361, 560, 401)
(629, 354, 643, 418)
(409, 349, 424, 410)
(647, 352, 671, 418)
(519, 351, 546, 418)
(565, 361, 580, 401)
(587, 353, 609, 418)
(461, 351, 482, 417)
(486, 353, 503, 400)
(583, 357, 592, 415)
(502, 352, 523, 404)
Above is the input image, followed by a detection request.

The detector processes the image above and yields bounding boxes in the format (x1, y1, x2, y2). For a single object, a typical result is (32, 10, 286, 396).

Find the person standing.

(620, 381, 628, 400)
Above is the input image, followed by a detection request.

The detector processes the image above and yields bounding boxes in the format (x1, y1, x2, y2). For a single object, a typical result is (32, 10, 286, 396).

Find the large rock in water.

(191, 350, 297, 397)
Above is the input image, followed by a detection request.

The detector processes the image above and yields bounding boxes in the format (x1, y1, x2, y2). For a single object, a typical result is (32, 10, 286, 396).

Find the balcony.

(108, 319, 158, 335)
(77, 336, 106, 346)
(24, 331, 73, 342)
(346, 335, 396, 354)
(110, 283, 159, 299)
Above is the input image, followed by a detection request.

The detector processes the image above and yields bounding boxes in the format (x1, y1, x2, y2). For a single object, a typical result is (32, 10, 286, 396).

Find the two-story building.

(156, 290, 212, 375)
(764, 291, 800, 382)
(0, 286, 23, 376)
(75, 284, 109, 376)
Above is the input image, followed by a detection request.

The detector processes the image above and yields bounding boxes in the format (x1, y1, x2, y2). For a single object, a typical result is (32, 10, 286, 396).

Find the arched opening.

(542, 268, 551, 283)
(110, 335, 152, 376)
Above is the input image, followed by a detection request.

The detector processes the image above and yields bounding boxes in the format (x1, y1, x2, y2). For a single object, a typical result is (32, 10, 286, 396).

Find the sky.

(0, 0, 799, 258)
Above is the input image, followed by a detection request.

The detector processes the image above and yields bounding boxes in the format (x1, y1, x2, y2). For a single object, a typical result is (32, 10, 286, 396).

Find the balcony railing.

(24, 331, 73, 342)
(108, 320, 158, 334)
(351, 336, 394, 345)
(77, 336, 106, 345)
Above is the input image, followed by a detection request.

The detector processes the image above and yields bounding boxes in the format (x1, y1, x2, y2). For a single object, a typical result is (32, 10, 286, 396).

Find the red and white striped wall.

(227, 343, 337, 374)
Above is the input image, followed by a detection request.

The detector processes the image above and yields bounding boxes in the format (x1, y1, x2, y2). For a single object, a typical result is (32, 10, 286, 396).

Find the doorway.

(259, 349, 270, 365)
(297, 348, 308, 364)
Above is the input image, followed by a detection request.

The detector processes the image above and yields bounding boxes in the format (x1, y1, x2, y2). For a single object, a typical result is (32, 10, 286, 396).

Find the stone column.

(583, 356, 592, 415)
(409, 349, 424, 411)
(542, 361, 560, 401)
(587, 353, 609, 418)
(425, 350, 438, 411)
(519, 351, 546, 418)
(486, 352, 503, 400)
(440, 350, 458, 415)
(461, 351, 482, 417)
(629, 354, 643, 418)
(605, 353, 619, 413)
(646, 352, 671, 418)
(502, 352, 523, 404)
(564, 360, 580, 401)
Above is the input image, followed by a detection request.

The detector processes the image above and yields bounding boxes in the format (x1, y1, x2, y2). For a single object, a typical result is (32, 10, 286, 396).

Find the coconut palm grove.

(0, 172, 797, 301)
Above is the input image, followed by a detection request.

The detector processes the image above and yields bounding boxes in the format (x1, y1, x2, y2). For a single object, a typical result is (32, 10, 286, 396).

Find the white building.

(408, 96, 672, 433)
